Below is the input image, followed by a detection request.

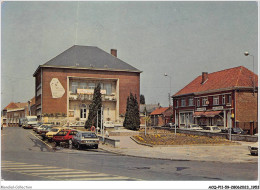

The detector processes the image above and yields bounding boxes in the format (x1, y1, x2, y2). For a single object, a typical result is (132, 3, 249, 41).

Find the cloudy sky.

(1, 1, 258, 109)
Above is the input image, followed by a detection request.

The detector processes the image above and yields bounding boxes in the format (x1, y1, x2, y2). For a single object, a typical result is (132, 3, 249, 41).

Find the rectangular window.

(176, 100, 179, 108)
(105, 83, 112, 95)
(180, 113, 185, 124)
(213, 96, 219, 105)
(202, 97, 208, 106)
(71, 82, 78, 93)
(88, 83, 95, 89)
(188, 97, 194, 106)
(181, 98, 186, 107)
(228, 95, 232, 104)
(222, 95, 225, 105)
(79, 82, 87, 89)
(197, 99, 200, 107)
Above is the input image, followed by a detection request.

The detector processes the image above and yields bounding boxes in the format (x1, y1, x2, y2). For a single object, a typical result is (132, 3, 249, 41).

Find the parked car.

(221, 127, 247, 135)
(72, 131, 99, 150)
(202, 126, 221, 133)
(53, 129, 78, 146)
(248, 142, 258, 156)
(162, 123, 177, 128)
(46, 127, 66, 142)
(32, 122, 43, 132)
(187, 124, 203, 131)
(35, 124, 53, 134)
(39, 126, 54, 139)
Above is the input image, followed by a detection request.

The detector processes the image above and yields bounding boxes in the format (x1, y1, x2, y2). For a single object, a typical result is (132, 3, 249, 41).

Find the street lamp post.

(244, 51, 255, 96)
(164, 73, 172, 106)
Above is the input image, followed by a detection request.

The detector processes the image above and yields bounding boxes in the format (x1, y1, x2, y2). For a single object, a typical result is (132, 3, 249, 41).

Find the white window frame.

(202, 97, 208, 106)
(188, 97, 194, 106)
(197, 99, 200, 107)
(71, 82, 78, 93)
(222, 95, 225, 105)
(213, 96, 219, 105)
(80, 104, 87, 119)
(181, 98, 186, 107)
(176, 100, 179, 108)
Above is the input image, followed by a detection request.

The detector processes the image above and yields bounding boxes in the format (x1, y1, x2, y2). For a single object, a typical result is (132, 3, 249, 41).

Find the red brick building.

(172, 66, 258, 134)
(33, 45, 141, 125)
(150, 107, 172, 126)
(2, 102, 29, 127)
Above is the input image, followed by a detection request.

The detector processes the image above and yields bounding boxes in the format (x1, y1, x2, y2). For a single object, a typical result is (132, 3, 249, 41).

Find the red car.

(52, 129, 78, 146)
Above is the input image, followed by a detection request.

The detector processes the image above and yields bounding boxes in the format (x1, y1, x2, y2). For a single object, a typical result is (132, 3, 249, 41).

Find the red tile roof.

(3, 102, 19, 110)
(150, 107, 170, 115)
(174, 66, 258, 96)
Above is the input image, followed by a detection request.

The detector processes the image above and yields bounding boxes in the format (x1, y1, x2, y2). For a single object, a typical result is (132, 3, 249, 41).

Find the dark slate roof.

(42, 45, 141, 73)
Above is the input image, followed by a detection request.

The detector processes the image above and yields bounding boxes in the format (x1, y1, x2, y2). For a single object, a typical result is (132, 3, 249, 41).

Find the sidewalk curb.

(130, 136, 153, 147)
(99, 146, 191, 162)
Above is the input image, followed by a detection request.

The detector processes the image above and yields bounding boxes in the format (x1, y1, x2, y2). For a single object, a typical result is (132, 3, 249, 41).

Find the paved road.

(1, 127, 258, 181)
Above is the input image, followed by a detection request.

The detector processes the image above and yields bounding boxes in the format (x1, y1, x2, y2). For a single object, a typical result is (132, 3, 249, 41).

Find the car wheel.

(55, 142, 60, 146)
(94, 144, 98, 149)
(77, 143, 81, 150)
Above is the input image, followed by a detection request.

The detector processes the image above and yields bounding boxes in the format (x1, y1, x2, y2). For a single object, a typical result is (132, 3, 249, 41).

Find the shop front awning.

(193, 111, 222, 118)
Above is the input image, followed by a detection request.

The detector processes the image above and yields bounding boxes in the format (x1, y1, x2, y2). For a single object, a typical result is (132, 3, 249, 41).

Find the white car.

(202, 126, 221, 133)
(248, 142, 258, 156)
(187, 124, 203, 131)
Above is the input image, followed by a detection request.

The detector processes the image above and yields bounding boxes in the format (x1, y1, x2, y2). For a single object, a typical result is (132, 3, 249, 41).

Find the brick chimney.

(111, 49, 117, 57)
(201, 72, 208, 84)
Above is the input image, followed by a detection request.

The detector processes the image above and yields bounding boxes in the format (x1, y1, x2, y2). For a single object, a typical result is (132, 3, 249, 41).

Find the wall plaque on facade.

(50, 78, 65, 98)
(196, 107, 206, 111)
(212, 106, 224, 110)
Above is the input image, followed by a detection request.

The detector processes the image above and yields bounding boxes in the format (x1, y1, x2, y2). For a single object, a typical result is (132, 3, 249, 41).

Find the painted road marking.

(70, 176, 133, 181)
(30, 171, 96, 175)
(2, 167, 59, 170)
(2, 160, 140, 181)
(20, 169, 76, 173)
(29, 132, 53, 149)
(51, 174, 112, 178)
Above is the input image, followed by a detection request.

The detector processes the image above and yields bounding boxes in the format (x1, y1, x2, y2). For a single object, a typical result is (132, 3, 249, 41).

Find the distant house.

(150, 107, 173, 126)
(2, 102, 29, 127)
(140, 104, 161, 126)
(2, 97, 36, 127)
(172, 66, 258, 134)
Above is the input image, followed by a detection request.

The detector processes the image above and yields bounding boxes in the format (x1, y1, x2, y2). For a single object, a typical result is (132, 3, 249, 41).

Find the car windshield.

(56, 131, 68, 136)
(82, 133, 97, 138)
(51, 129, 59, 132)
(28, 118, 37, 122)
(234, 128, 242, 132)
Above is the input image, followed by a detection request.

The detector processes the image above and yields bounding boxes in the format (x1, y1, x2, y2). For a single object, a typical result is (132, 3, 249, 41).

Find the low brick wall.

(109, 131, 139, 136)
(154, 127, 258, 142)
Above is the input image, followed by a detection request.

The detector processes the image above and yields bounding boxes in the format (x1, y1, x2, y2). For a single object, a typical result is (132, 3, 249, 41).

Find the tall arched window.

(80, 104, 87, 119)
